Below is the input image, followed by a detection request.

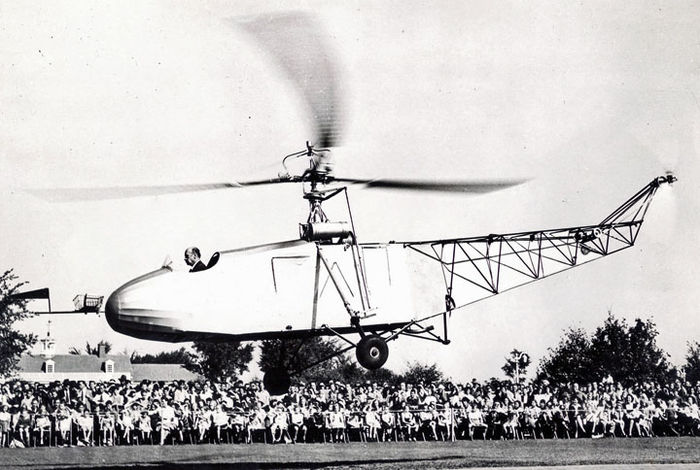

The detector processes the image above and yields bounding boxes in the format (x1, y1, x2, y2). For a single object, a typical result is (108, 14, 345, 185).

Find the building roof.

(18, 354, 131, 373)
(131, 364, 201, 382)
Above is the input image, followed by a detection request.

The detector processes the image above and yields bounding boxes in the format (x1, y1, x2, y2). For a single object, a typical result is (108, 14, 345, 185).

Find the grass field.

(2, 438, 700, 469)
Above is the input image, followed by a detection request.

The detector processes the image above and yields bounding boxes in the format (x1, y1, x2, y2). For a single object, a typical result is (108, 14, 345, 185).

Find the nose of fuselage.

(104, 269, 191, 342)
(104, 289, 123, 335)
(104, 270, 167, 340)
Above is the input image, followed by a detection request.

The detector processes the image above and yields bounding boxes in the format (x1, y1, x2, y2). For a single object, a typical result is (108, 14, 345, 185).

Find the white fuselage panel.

(106, 240, 434, 340)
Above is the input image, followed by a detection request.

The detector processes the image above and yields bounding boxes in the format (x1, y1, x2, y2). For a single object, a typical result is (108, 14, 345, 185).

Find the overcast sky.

(1, 0, 698, 381)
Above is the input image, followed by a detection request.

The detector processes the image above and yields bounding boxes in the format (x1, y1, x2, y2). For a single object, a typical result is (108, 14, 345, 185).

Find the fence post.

(450, 408, 456, 442)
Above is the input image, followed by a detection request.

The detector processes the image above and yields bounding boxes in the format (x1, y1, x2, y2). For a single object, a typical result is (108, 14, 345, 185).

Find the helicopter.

(29, 12, 677, 395)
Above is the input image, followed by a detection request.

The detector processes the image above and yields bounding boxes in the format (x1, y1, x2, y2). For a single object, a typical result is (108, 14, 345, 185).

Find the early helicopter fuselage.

(105, 239, 428, 343)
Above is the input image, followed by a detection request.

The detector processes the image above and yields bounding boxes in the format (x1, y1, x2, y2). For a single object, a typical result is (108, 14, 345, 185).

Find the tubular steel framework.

(397, 175, 675, 344)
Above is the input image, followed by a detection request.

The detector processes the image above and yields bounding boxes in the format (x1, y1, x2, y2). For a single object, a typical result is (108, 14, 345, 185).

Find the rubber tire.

(356, 335, 389, 370)
(263, 367, 291, 396)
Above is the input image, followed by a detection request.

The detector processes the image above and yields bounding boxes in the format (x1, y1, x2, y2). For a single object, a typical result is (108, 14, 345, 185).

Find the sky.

(1, 0, 699, 381)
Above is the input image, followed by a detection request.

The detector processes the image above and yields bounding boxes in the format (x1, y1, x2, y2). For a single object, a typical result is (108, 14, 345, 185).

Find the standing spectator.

(254, 382, 270, 406)
(406, 389, 420, 409)
(0, 404, 11, 447)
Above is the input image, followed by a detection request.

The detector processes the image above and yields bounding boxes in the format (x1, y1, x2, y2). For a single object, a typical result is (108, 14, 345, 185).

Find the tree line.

(66, 313, 700, 388)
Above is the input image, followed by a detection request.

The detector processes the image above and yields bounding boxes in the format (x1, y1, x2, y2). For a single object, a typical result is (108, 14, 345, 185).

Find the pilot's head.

(184, 247, 201, 266)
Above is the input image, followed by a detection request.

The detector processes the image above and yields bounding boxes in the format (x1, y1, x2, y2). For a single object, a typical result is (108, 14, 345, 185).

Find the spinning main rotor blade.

(332, 177, 528, 193)
(237, 12, 343, 148)
(27, 178, 295, 202)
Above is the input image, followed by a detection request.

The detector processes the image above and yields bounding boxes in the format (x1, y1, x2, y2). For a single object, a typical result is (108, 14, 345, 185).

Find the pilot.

(184, 247, 207, 273)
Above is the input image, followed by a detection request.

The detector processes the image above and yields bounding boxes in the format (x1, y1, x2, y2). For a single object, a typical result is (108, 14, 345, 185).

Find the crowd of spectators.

(1, 376, 699, 447)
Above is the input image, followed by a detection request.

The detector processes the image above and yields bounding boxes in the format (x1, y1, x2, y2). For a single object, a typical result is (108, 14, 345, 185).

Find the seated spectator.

(550, 398, 571, 438)
(100, 404, 116, 446)
(270, 402, 292, 444)
(327, 402, 345, 443)
(247, 403, 267, 443)
(418, 403, 438, 441)
(436, 403, 452, 441)
(623, 396, 644, 437)
(638, 397, 656, 437)
(503, 402, 521, 440)
(610, 401, 626, 437)
(34, 405, 52, 446)
(211, 402, 229, 444)
(454, 399, 471, 440)
(583, 399, 603, 438)
(289, 405, 307, 443)
(54, 402, 72, 447)
(139, 410, 153, 444)
(467, 404, 488, 440)
(399, 404, 418, 441)
(537, 400, 556, 439)
(76, 408, 94, 446)
(344, 405, 362, 442)
(569, 398, 586, 438)
(678, 397, 700, 436)
(229, 407, 247, 444)
(364, 402, 381, 442)
(380, 407, 396, 442)
(118, 407, 134, 445)
(4, 373, 700, 447)
(15, 406, 33, 447)
(490, 400, 508, 440)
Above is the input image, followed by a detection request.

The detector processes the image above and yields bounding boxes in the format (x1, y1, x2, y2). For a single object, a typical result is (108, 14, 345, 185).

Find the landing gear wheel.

(356, 335, 389, 370)
(263, 367, 291, 396)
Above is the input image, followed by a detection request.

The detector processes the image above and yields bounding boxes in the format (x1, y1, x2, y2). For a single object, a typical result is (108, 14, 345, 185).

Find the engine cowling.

(299, 222, 353, 242)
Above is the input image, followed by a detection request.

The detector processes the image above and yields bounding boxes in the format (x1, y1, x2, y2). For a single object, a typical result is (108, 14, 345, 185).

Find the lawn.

(2, 438, 699, 469)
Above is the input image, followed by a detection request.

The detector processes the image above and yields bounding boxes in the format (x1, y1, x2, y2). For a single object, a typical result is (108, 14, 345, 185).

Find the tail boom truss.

(396, 175, 675, 343)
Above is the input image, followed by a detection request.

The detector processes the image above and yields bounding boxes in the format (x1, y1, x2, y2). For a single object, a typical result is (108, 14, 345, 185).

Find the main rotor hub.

(281, 142, 335, 189)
